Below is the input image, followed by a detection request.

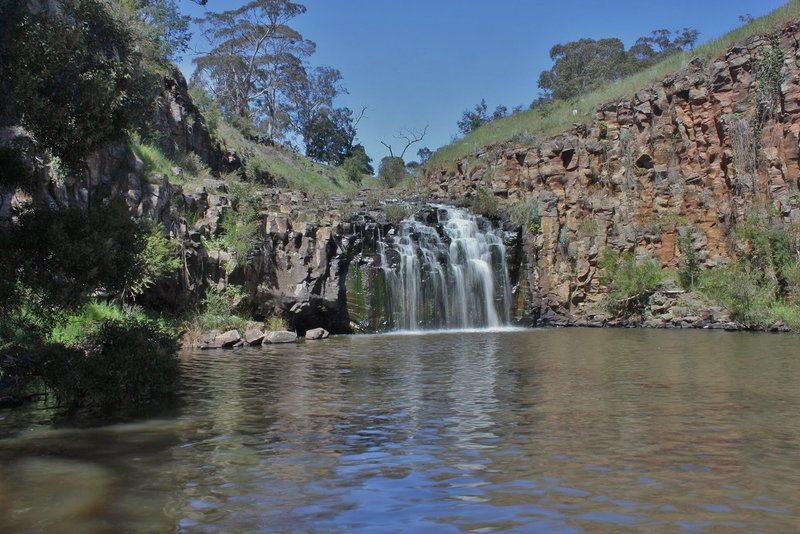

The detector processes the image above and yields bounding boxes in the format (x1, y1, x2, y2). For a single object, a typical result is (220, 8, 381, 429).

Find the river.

(1, 328, 799, 532)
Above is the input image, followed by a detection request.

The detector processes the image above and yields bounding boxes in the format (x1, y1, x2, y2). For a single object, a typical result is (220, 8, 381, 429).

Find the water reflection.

(1, 329, 800, 532)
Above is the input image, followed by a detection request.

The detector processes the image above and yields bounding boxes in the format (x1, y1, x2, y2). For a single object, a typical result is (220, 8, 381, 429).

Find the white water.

(379, 205, 513, 331)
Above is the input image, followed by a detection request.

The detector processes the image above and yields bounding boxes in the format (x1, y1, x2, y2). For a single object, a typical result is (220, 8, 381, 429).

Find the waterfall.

(377, 205, 512, 331)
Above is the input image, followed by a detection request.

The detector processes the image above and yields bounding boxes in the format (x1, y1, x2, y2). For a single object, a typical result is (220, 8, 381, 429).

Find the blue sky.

(179, 0, 787, 165)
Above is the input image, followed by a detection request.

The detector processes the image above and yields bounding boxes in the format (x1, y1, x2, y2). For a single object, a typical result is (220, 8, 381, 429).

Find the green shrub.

(383, 203, 411, 225)
(194, 284, 249, 332)
(264, 315, 288, 332)
(244, 155, 273, 184)
(1, 0, 160, 172)
(175, 151, 213, 181)
(0, 202, 180, 330)
(188, 85, 221, 137)
(41, 316, 179, 408)
(503, 199, 541, 234)
(768, 302, 800, 330)
(599, 250, 667, 316)
(468, 188, 500, 218)
(377, 156, 407, 188)
(697, 218, 800, 327)
(700, 265, 775, 325)
(49, 301, 128, 346)
(50, 301, 177, 347)
(203, 181, 261, 264)
(129, 132, 174, 176)
(677, 229, 702, 290)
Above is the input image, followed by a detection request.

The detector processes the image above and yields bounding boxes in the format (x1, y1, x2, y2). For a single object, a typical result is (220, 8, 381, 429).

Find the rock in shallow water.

(263, 331, 297, 344)
(243, 328, 265, 346)
(214, 330, 241, 348)
(304, 327, 329, 340)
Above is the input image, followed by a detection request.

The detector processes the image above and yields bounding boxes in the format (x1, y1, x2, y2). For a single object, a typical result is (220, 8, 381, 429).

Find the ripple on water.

(1, 329, 800, 531)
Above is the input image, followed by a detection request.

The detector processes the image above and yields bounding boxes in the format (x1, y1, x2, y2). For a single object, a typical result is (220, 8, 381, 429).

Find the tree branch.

(398, 125, 428, 160)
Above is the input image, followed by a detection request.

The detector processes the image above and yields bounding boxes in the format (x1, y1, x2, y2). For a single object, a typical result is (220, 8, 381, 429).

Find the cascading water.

(377, 205, 513, 331)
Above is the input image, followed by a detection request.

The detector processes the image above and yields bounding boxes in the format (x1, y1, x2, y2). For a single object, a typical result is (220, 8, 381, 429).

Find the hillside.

(427, 2, 800, 171)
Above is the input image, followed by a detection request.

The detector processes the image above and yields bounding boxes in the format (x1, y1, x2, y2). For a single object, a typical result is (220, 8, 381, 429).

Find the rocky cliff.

(427, 19, 800, 326)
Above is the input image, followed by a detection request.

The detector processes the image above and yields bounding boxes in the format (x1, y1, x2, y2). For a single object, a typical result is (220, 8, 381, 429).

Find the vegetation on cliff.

(0, 203, 180, 407)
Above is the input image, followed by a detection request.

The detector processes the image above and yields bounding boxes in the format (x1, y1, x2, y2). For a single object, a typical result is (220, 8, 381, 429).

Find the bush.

(599, 250, 667, 316)
(696, 218, 800, 329)
(0, 202, 180, 330)
(193, 284, 249, 332)
(264, 315, 288, 332)
(468, 189, 500, 218)
(41, 316, 179, 408)
(129, 132, 174, 176)
(202, 181, 261, 264)
(383, 203, 411, 225)
(677, 228, 702, 290)
(0, 0, 159, 172)
(503, 200, 541, 234)
(700, 265, 775, 325)
(378, 156, 407, 188)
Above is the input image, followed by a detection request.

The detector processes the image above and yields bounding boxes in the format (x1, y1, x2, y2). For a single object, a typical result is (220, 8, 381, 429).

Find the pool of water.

(1, 328, 799, 532)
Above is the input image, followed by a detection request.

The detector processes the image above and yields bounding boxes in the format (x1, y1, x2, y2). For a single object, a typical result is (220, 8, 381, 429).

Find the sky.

(178, 0, 787, 165)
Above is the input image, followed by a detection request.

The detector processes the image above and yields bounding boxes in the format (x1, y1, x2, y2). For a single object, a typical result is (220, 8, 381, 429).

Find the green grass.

(49, 301, 177, 345)
(217, 122, 354, 194)
(768, 302, 800, 330)
(426, 1, 800, 171)
(129, 132, 175, 177)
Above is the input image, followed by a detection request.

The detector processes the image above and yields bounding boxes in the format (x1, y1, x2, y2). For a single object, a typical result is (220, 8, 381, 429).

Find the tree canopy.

(537, 28, 699, 101)
(0, 0, 159, 172)
(457, 99, 509, 135)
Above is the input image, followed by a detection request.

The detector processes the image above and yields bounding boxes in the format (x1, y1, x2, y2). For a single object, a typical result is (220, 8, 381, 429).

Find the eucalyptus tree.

(192, 0, 312, 141)
(286, 66, 343, 144)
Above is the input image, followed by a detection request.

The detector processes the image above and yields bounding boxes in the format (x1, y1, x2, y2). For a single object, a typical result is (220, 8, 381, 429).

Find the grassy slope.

(130, 122, 359, 194)
(427, 1, 800, 171)
(216, 122, 356, 194)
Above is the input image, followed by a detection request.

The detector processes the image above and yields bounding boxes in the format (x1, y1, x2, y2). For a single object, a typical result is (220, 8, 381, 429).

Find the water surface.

(1, 329, 799, 532)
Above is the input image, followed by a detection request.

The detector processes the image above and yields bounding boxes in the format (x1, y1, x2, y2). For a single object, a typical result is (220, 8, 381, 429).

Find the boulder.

(243, 328, 265, 346)
(214, 330, 241, 348)
(263, 331, 298, 344)
(304, 327, 330, 340)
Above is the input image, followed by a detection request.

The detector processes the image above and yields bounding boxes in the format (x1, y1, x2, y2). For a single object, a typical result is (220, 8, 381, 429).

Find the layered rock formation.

(427, 20, 800, 325)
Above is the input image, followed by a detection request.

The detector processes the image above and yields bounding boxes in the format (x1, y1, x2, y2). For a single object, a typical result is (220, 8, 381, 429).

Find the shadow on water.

(1, 329, 800, 532)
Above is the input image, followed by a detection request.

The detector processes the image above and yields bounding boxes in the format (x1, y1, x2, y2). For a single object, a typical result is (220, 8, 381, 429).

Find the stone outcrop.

(427, 19, 800, 326)
(154, 68, 229, 173)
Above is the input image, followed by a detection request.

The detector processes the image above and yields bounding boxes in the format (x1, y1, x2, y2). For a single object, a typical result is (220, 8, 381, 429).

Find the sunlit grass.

(217, 122, 354, 194)
(427, 1, 800, 171)
(129, 132, 175, 177)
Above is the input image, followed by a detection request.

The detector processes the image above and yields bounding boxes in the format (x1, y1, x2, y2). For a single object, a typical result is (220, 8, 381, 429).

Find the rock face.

(6, 20, 800, 335)
(154, 68, 226, 172)
(426, 19, 800, 325)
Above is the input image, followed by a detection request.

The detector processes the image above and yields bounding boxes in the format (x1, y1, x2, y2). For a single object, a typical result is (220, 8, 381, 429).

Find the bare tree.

(381, 125, 428, 160)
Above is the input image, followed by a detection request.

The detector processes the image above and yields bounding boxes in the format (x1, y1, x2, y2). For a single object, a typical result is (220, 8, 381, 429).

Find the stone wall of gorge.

(427, 19, 800, 325)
